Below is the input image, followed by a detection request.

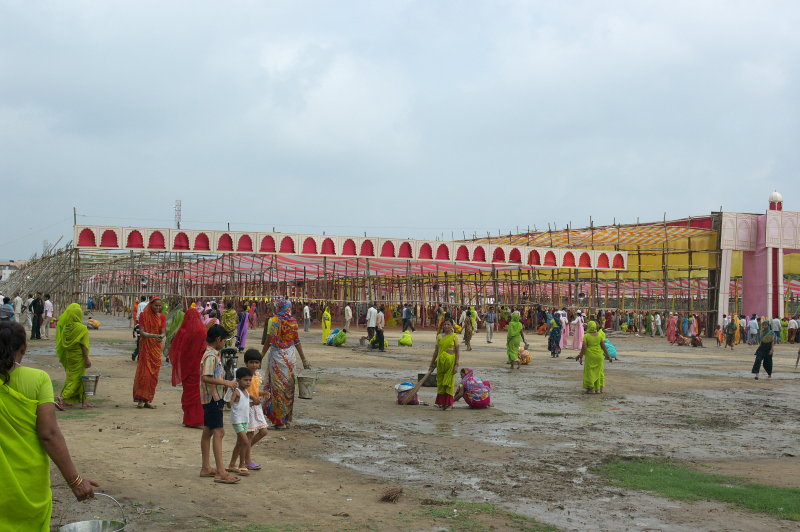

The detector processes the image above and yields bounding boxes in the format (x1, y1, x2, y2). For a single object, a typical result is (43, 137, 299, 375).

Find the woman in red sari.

(169, 306, 206, 427)
(133, 297, 166, 409)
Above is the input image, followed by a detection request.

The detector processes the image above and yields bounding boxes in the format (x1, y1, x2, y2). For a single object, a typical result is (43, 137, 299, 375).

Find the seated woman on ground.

(453, 368, 491, 409)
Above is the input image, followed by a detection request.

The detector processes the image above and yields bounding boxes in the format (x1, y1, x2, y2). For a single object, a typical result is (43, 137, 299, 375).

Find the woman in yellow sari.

(55, 303, 92, 409)
(428, 318, 460, 410)
(321, 306, 331, 344)
(576, 321, 612, 394)
(0, 322, 98, 531)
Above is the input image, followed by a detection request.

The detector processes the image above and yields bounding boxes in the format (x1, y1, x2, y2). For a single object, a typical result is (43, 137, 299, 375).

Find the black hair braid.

(0, 322, 26, 385)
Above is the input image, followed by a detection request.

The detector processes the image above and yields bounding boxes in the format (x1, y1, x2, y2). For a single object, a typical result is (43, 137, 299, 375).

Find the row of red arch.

(78, 229, 624, 268)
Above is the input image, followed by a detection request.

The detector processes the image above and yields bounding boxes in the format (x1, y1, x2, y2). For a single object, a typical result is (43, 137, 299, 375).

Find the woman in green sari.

(428, 318, 460, 410)
(321, 306, 332, 345)
(55, 303, 92, 409)
(164, 304, 185, 363)
(0, 322, 98, 531)
(576, 321, 612, 394)
(506, 311, 526, 369)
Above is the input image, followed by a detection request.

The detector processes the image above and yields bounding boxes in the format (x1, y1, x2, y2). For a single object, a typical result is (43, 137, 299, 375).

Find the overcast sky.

(1, 1, 797, 258)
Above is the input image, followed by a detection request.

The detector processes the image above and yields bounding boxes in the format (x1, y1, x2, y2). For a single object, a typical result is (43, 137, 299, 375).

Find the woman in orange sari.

(133, 297, 166, 409)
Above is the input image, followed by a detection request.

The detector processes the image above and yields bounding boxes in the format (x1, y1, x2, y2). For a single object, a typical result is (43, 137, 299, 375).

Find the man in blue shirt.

(483, 306, 497, 343)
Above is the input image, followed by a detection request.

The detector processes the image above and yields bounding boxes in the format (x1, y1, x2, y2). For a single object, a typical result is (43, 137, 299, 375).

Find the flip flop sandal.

(246, 463, 261, 470)
(237, 468, 252, 475)
(214, 477, 240, 484)
(226, 468, 249, 476)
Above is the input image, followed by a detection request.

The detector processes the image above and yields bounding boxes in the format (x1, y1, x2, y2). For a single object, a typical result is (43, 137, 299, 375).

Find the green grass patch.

(416, 500, 559, 532)
(535, 412, 566, 417)
(597, 457, 800, 521)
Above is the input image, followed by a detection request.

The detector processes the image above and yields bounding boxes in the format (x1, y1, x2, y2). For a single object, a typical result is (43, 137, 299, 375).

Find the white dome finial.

(769, 190, 783, 203)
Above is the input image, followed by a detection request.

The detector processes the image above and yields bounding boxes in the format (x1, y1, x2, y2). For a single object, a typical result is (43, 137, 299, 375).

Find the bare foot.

(81, 402, 94, 409)
(199, 468, 217, 477)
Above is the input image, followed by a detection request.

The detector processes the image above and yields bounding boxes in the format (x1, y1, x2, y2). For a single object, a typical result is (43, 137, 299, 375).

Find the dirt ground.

(28, 316, 800, 531)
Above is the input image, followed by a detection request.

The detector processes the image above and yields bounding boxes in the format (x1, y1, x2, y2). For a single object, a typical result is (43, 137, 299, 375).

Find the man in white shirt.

(13, 292, 23, 325)
(373, 305, 385, 352)
(303, 303, 311, 332)
(136, 295, 148, 320)
(771, 317, 782, 343)
(42, 294, 54, 339)
(787, 316, 797, 344)
(747, 315, 760, 344)
(24, 293, 33, 329)
(365, 303, 378, 340)
(652, 312, 662, 337)
(343, 303, 352, 330)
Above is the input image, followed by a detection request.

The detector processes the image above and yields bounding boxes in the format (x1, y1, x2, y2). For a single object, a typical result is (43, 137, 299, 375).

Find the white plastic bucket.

(297, 375, 317, 399)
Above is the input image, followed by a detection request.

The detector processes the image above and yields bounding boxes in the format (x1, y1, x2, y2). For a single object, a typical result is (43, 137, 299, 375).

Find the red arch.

(398, 242, 413, 258)
(579, 252, 591, 268)
(302, 237, 318, 254)
(218, 234, 234, 252)
(436, 244, 450, 260)
(78, 228, 96, 247)
(419, 243, 433, 259)
(173, 232, 190, 250)
(509, 248, 522, 263)
(612, 254, 625, 269)
(100, 230, 118, 247)
(492, 247, 505, 262)
(321, 238, 335, 255)
(455, 245, 469, 261)
(596, 253, 609, 269)
(342, 239, 356, 255)
(126, 230, 144, 248)
(148, 231, 166, 249)
(528, 250, 541, 265)
(563, 252, 576, 267)
(544, 251, 557, 266)
(472, 246, 486, 262)
(360, 240, 375, 256)
(260, 235, 276, 253)
(237, 235, 253, 252)
(194, 233, 210, 250)
(280, 236, 295, 253)
(380, 241, 395, 257)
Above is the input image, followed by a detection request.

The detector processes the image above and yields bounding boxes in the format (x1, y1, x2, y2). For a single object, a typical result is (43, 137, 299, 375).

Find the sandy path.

(27, 317, 800, 531)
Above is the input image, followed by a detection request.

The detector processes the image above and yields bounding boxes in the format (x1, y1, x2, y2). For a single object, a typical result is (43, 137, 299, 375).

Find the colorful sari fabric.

(506, 314, 523, 363)
(236, 310, 250, 349)
(781, 319, 789, 343)
(666, 315, 678, 343)
(571, 317, 584, 350)
(266, 299, 300, 426)
(169, 308, 206, 427)
(434, 332, 458, 407)
(548, 319, 562, 356)
(460, 368, 491, 409)
(0, 367, 54, 531)
(55, 303, 90, 404)
(133, 298, 166, 403)
(321, 307, 331, 345)
(164, 307, 185, 356)
(332, 329, 347, 347)
(582, 322, 606, 391)
(559, 315, 569, 349)
(725, 320, 737, 347)
(221, 307, 238, 341)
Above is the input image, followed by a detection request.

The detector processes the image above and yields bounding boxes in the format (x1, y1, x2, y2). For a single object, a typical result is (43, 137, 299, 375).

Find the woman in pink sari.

(559, 312, 570, 350)
(454, 368, 491, 409)
(571, 314, 585, 350)
(666, 313, 678, 343)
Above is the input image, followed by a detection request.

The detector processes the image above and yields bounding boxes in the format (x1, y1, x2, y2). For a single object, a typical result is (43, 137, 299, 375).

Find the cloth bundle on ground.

(517, 344, 533, 364)
(325, 328, 341, 345)
(87, 318, 101, 329)
(604, 340, 618, 359)
(460, 368, 491, 408)
(398, 330, 413, 346)
(332, 329, 347, 347)
(394, 382, 419, 405)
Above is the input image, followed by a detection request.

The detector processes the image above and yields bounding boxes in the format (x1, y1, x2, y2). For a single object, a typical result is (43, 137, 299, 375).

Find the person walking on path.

(302, 303, 311, 332)
(374, 306, 386, 351)
(343, 302, 352, 330)
(55, 304, 92, 409)
(365, 303, 378, 340)
(30, 293, 44, 340)
(506, 311, 525, 370)
(576, 321, 613, 394)
(483, 306, 496, 343)
(752, 322, 775, 380)
(41, 294, 53, 340)
(133, 297, 166, 409)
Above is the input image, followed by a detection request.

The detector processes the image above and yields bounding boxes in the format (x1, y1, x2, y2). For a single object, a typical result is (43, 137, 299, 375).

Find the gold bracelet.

(68, 475, 83, 488)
